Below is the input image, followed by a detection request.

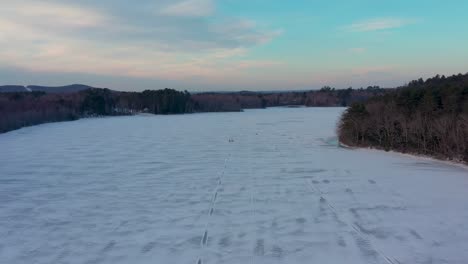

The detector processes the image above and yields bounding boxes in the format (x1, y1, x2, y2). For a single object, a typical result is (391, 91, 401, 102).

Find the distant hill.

(0, 85, 29, 93)
(0, 84, 99, 93)
(28, 84, 98, 93)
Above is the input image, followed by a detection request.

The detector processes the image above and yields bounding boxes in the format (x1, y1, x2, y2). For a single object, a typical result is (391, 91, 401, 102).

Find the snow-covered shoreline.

(339, 142, 468, 171)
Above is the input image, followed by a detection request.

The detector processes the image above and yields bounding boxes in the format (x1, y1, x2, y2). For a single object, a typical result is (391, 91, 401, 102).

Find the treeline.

(1, 85, 388, 133)
(0, 88, 192, 133)
(80, 88, 192, 115)
(191, 87, 387, 112)
(339, 73, 468, 163)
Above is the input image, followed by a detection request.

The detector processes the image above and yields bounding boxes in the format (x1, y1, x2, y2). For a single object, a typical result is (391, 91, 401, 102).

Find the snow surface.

(1, 107, 468, 264)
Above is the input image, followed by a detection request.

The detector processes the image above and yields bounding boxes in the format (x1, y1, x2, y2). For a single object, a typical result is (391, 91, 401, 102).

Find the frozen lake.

(1, 107, 468, 264)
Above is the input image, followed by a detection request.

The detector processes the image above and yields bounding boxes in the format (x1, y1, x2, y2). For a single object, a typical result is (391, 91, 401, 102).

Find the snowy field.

(1, 107, 468, 264)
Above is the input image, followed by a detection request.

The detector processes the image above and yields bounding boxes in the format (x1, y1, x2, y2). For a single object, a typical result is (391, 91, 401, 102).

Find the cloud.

(350, 65, 396, 75)
(212, 19, 283, 47)
(343, 18, 415, 32)
(160, 0, 215, 17)
(349, 47, 366, 54)
(1, 1, 108, 29)
(235, 60, 283, 69)
(0, 0, 281, 82)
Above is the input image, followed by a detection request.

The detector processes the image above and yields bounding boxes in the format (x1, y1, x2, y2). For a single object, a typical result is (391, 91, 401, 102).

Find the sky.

(1, 0, 468, 92)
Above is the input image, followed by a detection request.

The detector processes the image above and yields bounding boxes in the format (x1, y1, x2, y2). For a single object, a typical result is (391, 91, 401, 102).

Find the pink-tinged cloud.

(0, 0, 282, 83)
(2, 2, 108, 29)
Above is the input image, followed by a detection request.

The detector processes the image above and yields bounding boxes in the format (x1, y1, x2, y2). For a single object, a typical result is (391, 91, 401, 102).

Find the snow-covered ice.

(1, 107, 468, 264)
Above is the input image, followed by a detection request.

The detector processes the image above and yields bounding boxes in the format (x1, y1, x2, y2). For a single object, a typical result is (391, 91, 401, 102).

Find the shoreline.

(339, 142, 468, 170)
(0, 106, 344, 135)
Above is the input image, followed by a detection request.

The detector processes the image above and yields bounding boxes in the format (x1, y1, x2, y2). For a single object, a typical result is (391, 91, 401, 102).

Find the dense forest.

(0, 88, 192, 133)
(339, 73, 468, 163)
(0, 86, 385, 133)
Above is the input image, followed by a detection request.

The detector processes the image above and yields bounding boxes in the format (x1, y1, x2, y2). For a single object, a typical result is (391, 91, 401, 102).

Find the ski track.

(1, 108, 468, 264)
(196, 156, 230, 264)
(306, 178, 398, 264)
